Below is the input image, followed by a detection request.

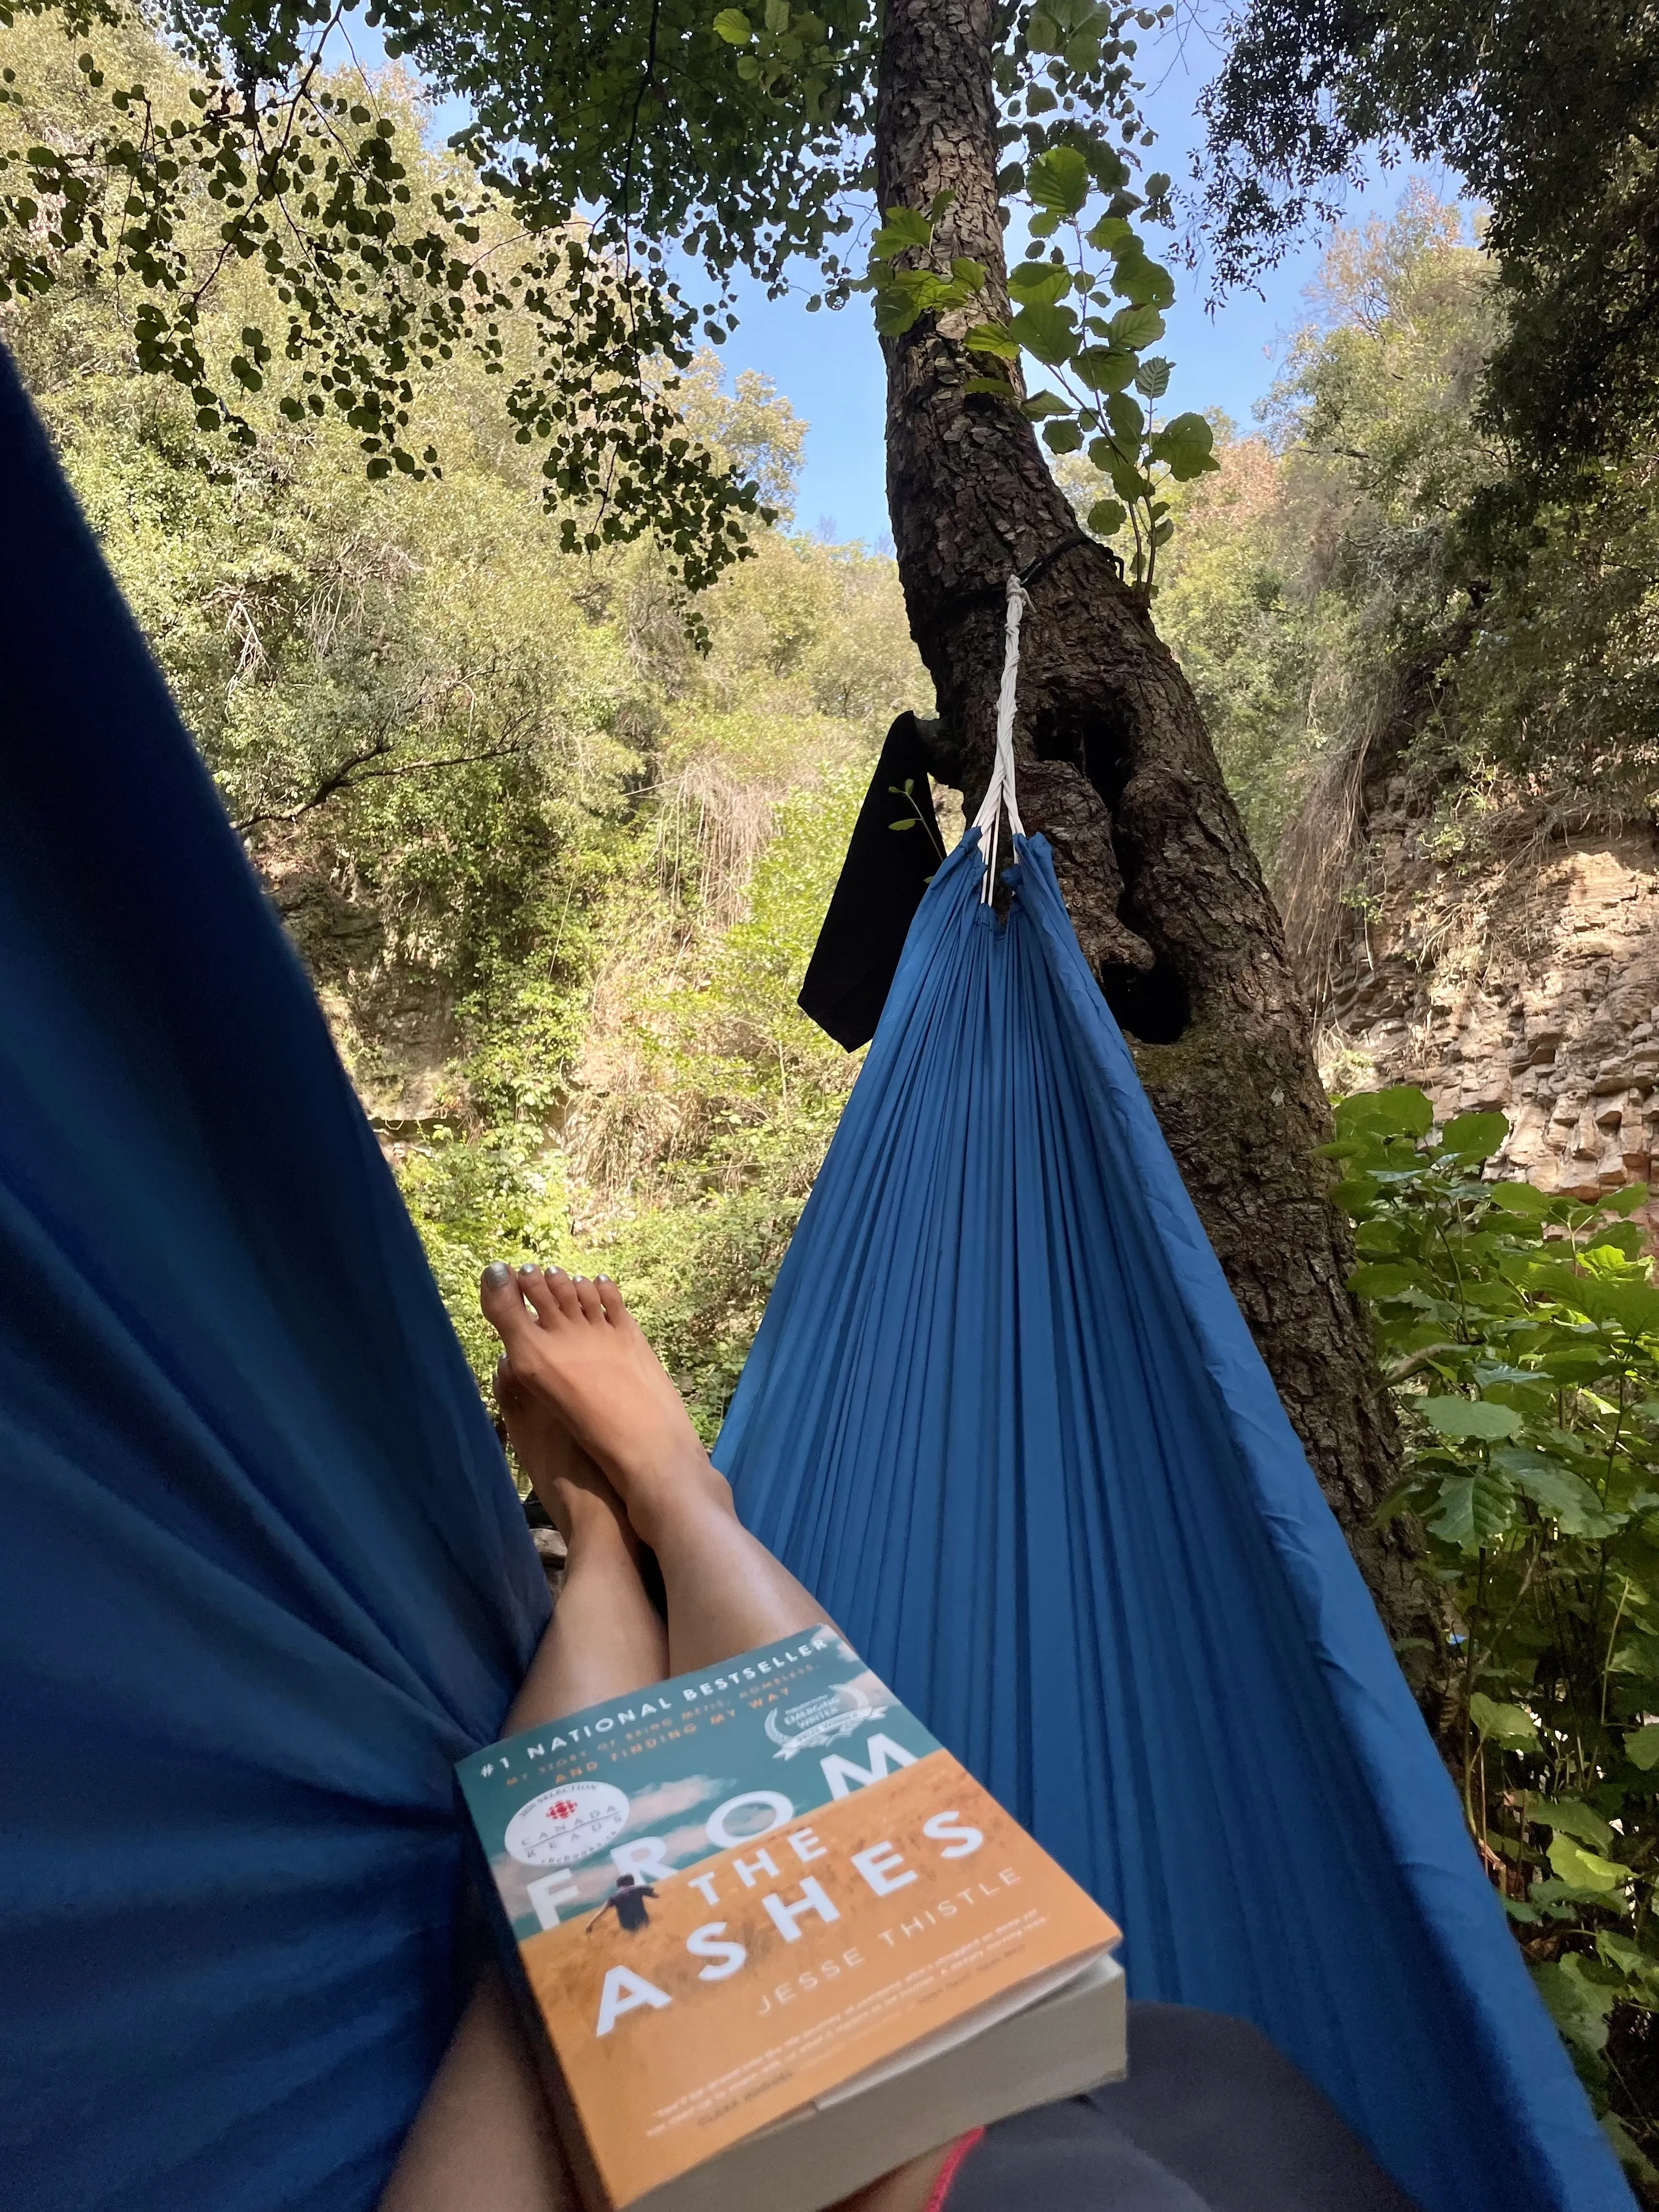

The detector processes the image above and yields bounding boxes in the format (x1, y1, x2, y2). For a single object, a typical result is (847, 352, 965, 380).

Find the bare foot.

(492, 1356, 637, 1555)
(480, 1265, 730, 1549)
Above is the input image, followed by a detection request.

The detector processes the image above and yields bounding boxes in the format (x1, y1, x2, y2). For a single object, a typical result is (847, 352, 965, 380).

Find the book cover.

(457, 1624, 1121, 2210)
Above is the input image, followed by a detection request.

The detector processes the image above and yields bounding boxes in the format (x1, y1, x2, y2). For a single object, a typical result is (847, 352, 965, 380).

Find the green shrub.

(1333, 1084, 1659, 2179)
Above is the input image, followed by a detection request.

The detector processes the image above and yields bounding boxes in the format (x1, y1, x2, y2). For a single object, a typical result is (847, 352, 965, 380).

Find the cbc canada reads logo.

(503, 1779, 631, 1867)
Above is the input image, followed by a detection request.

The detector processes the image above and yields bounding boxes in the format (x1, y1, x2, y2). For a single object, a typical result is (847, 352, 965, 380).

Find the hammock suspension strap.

(972, 574, 1029, 901)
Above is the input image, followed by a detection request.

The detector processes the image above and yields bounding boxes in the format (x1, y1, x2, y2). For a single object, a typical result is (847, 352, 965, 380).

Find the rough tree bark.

(874, 0, 1425, 1645)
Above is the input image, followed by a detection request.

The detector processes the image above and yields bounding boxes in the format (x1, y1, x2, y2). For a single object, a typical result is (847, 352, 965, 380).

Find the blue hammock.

(0, 348, 549, 2209)
(719, 826, 1630, 2212)
(0, 341, 1629, 2211)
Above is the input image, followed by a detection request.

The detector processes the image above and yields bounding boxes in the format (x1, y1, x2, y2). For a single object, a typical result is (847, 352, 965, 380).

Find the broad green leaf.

(1111, 249, 1176, 309)
(1442, 1111, 1510, 1161)
(1086, 498, 1126, 537)
(1430, 1472, 1516, 1544)
(1007, 261, 1071, 307)
(1335, 1085, 1435, 1139)
(1028, 145, 1091, 216)
(712, 7, 753, 37)
(1106, 391, 1144, 444)
(1627, 1724, 1659, 1770)
(1605, 1183, 1651, 1216)
(1492, 1450, 1615, 1534)
(1349, 1262, 1421, 1297)
(1085, 212, 1134, 253)
(870, 205, 933, 258)
(1547, 1834, 1628, 1893)
(963, 321, 1022, 360)
(1149, 410, 1218, 481)
(963, 375, 1013, 399)
(1469, 1691, 1540, 1748)
(1353, 1220, 1404, 1255)
(1328, 1174, 1379, 1211)
(1074, 345, 1137, 393)
(1018, 389, 1071, 419)
(1135, 354, 1172, 399)
(1418, 1396, 1524, 1441)
(1008, 301, 1077, 365)
(1488, 1181, 1556, 1219)
(1108, 302, 1164, 351)
(1042, 418, 1083, 454)
(1533, 1956, 1616, 2053)
(1538, 1798, 1616, 1850)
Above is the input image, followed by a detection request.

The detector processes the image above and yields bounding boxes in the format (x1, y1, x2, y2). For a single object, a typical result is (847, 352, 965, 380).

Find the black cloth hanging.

(797, 712, 944, 1049)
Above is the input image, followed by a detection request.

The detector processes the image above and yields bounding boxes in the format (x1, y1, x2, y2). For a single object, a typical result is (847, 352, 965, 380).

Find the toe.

(481, 1261, 537, 1349)
(534, 1266, 583, 1320)
(572, 1276, 606, 1322)
(594, 1274, 641, 1334)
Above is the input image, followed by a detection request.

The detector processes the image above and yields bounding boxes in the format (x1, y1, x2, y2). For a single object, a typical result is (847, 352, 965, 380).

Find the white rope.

(972, 574, 1029, 901)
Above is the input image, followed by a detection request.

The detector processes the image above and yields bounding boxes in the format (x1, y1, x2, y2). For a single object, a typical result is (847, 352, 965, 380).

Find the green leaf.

(1108, 302, 1165, 351)
(1349, 1262, 1421, 1298)
(1028, 145, 1091, 217)
(1007, 261, 1071, 307)
(1042, 418, 1083, 454)
(1085, 213, 1135, 253)
(870, 205, 933, 259)
(1488, 1181, 1556, 1218)
(712, 8, 753, 41)
(1442, 1111, 1510, 1161)
(1537, 1798, 1616, 1850)
(1430, 1472, 1516, 1544)
(1111, 250, 1176, 310)
(963, 321, 1022, 361)
(1627, 1723, 1659, 1770)
(1605, 1183, 1651, 1216)
(1087, 498, 1126, 537)
(1134, 354, 1172, 399)
(1469, 1691, 1540, 1749)
(963, 374, 1014, 399)
(1149, 410, 1218, 481)
(1018, 389, 1072, 419)
(1547, 1834, 1628, 1893)
(1335, 1085, 1435, 1140)
(1008, 301, 1077, 365)
(1418, 1396, 1525, 1441)
(1492, 1449, 1617, 1534)
(1105, 391, 1144, 444)
(1534, 1955, 1617, 2053)
(1074, 345, 1137, 393)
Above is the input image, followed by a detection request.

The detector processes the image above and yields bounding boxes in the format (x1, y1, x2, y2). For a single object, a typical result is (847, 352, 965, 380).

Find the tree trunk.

(873, 0, 1425, 1649)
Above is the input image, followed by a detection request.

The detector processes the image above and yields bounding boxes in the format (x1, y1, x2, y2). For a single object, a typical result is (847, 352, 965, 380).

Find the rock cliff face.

(1310, 778, 1659, 1222)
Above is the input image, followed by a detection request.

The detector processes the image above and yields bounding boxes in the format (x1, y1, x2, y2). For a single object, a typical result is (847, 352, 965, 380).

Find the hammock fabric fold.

(0, 347, 549, 2211)
(719, 826, 1631, 2212)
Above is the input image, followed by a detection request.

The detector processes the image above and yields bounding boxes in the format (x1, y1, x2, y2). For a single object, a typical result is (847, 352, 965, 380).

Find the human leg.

(379, 1375, 666, 2211)
(481, 1262, 830, 1673)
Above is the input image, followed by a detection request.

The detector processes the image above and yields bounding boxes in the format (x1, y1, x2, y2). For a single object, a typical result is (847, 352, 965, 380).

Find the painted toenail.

(482, 1262, 512, 1289)
(517, 1262, 539, 1278)
(596, 1274, 612, 1283)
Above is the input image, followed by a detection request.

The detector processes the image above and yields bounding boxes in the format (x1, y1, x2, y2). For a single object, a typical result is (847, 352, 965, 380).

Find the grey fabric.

(944, 2004, 1421, 2212)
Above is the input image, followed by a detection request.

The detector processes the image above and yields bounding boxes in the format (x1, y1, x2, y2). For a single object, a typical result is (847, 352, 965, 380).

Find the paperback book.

(457, 1624, 1124, 2212)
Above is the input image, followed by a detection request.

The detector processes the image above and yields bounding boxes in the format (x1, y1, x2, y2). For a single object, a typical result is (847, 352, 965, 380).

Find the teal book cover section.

(456, 1626, 944, 1942)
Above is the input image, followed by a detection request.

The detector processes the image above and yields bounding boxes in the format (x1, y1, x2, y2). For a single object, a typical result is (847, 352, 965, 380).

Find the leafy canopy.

(1195, 0, 1659, 504)
(0, 0, 1210, 582)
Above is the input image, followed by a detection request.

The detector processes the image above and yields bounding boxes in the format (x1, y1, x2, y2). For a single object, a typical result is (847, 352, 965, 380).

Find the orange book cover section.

(457, 1626, 1120, 2209)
